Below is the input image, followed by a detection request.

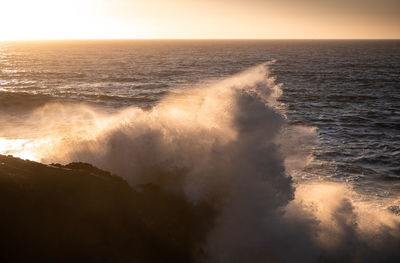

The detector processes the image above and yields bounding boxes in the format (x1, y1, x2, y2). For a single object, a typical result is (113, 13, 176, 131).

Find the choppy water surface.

(0, 40, 399, 199)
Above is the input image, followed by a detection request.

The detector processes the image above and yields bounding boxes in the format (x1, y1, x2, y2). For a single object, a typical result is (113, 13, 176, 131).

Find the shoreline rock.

(0, 155, 213, 263)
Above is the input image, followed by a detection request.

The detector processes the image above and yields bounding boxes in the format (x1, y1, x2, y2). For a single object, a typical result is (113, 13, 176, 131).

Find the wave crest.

(1, 62, 399, 262)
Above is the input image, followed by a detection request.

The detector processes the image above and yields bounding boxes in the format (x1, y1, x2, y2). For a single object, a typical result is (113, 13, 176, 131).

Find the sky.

(0, 0, 399, 40)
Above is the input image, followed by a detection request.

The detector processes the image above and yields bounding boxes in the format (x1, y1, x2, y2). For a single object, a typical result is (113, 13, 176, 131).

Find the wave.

(0, 91, 57, 112)
(0, 90, 166, 115)
(0, 62, 399, 262)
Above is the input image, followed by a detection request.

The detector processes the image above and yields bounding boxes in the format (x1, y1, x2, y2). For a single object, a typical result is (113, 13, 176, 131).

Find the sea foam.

(1, 62, 399, 262)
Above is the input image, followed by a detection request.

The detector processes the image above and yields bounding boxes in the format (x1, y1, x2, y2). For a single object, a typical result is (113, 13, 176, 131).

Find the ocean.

(0, 40, 399, 262)
(1, 40, 399, 194)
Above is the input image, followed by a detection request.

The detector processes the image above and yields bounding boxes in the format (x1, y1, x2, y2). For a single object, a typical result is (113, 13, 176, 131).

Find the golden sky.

(0, 0, 399, 40)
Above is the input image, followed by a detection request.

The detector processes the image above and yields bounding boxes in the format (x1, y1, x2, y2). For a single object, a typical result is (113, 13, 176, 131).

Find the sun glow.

(0, 0, 149, 40)
(0, 0, 399, 41)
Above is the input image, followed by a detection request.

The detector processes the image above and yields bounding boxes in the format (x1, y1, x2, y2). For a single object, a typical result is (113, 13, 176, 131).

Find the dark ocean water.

(1, 40, 399, 199)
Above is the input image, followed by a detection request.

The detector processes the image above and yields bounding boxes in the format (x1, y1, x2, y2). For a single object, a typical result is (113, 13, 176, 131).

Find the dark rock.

(0, 155, 214, 263)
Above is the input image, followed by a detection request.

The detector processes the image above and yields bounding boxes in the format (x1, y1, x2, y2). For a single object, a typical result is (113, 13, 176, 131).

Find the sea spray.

(0, 62, 399, 262)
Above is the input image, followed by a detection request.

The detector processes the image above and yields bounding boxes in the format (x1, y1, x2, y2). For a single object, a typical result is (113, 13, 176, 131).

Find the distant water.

(1, 40, 399, 199)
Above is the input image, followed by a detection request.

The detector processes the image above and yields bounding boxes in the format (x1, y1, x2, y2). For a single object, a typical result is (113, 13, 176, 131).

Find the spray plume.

(0, 62, 399, 262)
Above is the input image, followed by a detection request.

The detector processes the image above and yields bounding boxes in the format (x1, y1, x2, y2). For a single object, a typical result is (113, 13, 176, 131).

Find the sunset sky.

(1, 0, 399, 40)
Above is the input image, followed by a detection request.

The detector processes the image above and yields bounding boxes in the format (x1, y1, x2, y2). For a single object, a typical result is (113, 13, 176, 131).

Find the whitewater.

(0, 40, 399, 262)
(1, 60, 399, 262)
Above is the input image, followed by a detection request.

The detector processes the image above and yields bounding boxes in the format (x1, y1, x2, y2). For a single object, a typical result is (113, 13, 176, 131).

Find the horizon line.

(1, 38, 400, 42)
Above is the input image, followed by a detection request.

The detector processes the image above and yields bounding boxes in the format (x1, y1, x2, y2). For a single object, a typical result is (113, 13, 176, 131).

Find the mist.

(1, 63, 399, 262)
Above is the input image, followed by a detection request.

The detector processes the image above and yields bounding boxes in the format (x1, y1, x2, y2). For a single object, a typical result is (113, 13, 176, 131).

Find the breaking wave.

(1, 62, 399, 262)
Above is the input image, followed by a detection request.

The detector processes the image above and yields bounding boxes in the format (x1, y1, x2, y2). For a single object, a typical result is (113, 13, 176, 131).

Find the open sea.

(1, 40, 399, 196)
(1, 40, 400, 262)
